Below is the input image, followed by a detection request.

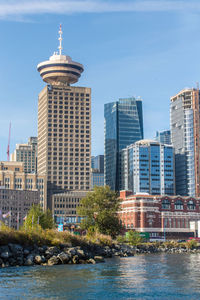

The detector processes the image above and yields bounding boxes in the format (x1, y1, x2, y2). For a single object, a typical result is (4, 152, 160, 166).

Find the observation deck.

(37, 25, 84, 85)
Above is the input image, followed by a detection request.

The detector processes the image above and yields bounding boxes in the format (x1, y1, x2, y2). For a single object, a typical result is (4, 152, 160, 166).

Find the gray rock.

(0, 245, 9, 253)
(94, 256, 105, 263)
(76, 249, 85, 259)
(24, 254, 34, 266)
(87, 258, 96, 264)
(45, 246, 59, 258)
(67, 247, 77, 257)
(16, 256, 24, 266)
(8, 244, 23, 256)
(23, 249, 30, 256)
(72, 255, 79, 264)
(48, 255, 60, 266)
(8, 258, 17, 266)
(34, 255, 43, 264)
(1, 251, 12, 259)
(57, 252, 70, 264)
(38, 247, 45, 254)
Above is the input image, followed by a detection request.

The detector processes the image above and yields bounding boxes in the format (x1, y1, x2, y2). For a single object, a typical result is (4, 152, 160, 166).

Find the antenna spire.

(58, 24, 63, 55)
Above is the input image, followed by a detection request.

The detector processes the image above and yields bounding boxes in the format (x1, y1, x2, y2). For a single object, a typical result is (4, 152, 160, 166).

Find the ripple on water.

(0, 254, 200, 300)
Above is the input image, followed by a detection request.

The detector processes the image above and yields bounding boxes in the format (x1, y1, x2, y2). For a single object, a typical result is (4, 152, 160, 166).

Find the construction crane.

(7, 122, 11, 161)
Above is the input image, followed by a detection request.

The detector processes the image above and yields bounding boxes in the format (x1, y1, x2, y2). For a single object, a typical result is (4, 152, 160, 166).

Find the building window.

(162, 199, 170, 209)
(174, 200, 183, 210)
(187, 200, 196, 210)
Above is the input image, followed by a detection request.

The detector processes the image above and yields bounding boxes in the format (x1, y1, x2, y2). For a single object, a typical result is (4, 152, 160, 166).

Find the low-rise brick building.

(119, 191, 200, 239)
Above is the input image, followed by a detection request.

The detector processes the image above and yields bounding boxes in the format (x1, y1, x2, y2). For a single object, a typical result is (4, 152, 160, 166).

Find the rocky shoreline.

(0, 243, 199, 268)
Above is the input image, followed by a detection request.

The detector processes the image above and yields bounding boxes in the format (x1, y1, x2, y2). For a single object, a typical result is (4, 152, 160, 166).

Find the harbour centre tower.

(37, 26, 91, 209)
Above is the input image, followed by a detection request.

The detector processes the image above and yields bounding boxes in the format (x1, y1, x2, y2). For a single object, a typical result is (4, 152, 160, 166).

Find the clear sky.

(1, 0, 200, 161)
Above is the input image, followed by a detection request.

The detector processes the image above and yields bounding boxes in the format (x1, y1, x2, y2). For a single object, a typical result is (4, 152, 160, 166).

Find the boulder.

(72, 255, 79, 264)
(87, 258, 96, 264)
(24, 254, 34, 266)
(16, 256, 24, 266)
(76, 249, 85, 259)
(8, 244, 23, 256)
(94, 256, 105, 263)
(34, 255, 43, 264)
(23, 249, 30, 256)
(57, 252, 70, 264)
(1, 251, 12, 259)
(38, 247, 45, 254)
(48, 255, 60, 266)
(8, 258, 17, 266)
(66, 247, 77, 257)
(45, 246, 60, 259)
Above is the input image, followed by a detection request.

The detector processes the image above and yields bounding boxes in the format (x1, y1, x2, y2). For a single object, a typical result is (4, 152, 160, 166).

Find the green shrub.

(186, 239, 198, 249)
(116, 235, 126, 244)
(126, 230, 143, 245)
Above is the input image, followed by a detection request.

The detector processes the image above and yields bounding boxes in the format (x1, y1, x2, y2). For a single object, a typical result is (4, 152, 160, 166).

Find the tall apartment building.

(37, 26, 91, 209)
(104, 97, 143, 191)
(0, 161, 46, 209)
(170, 88, 200, 197)
(155, 130, 171, 145)
(10, 137, 37, 173)
(120, 140, 175, 195)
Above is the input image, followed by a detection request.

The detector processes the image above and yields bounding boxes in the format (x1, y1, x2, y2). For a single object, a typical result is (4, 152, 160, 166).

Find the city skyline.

(1, 0, 200, 160)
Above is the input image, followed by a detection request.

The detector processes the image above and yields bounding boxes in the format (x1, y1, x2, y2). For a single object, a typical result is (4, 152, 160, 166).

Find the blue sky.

(1, 0, 200, 160)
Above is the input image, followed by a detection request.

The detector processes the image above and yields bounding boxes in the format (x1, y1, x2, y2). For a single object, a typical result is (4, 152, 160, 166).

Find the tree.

(77, 186, 122, 238)
(126, 230, 143, 245)
(24, 204, 54, 230)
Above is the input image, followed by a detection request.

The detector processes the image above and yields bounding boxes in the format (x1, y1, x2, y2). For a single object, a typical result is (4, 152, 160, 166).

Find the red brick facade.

(119, 191, 200, 238)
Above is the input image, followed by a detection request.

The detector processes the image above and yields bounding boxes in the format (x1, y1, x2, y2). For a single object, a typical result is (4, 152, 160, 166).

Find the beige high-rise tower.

(37, 26, 91, 209)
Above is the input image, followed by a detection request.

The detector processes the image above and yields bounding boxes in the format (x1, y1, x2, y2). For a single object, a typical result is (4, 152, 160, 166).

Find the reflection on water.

(0, 254, 200, 299)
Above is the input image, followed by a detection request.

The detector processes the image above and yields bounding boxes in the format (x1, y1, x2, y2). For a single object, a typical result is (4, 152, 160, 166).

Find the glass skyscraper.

(104, 97, 143, 190)
(120, 140, 175, 195)
(91, 155, 104, 189)
(155, 130, 171, 145)
(170, 88, 200, 197)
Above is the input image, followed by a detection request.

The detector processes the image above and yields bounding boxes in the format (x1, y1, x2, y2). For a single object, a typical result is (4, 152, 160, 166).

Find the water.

(0, 253, 200, 300)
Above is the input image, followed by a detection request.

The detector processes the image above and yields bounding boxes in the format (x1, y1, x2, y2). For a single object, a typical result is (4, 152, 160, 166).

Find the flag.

(3, 211, 11, 218)
(16, 212, 19, 223)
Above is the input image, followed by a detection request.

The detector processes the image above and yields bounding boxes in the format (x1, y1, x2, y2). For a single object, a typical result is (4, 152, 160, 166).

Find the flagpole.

(17, 211, 19, 231)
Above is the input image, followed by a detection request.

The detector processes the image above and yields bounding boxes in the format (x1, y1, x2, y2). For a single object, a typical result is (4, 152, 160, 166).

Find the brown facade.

(0, 161, 46, 210)
(119, 191, 200, 238)
(37, 85, 91, 209)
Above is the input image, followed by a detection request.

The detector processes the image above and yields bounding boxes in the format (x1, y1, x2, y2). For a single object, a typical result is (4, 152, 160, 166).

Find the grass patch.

(0, 225, 115, 248)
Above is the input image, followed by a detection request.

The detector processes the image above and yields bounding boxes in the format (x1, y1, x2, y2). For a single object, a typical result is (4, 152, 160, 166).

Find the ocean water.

(0, 253, 200, 300)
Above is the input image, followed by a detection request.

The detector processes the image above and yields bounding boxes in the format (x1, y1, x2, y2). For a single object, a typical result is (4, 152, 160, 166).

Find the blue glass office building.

(104, 97, 143, 190)
(120, 140, 175, 195)
(155, 130, 171, 145)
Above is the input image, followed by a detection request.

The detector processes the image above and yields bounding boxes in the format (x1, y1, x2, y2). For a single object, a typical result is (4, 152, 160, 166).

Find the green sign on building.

(139, 232, 150, 239)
